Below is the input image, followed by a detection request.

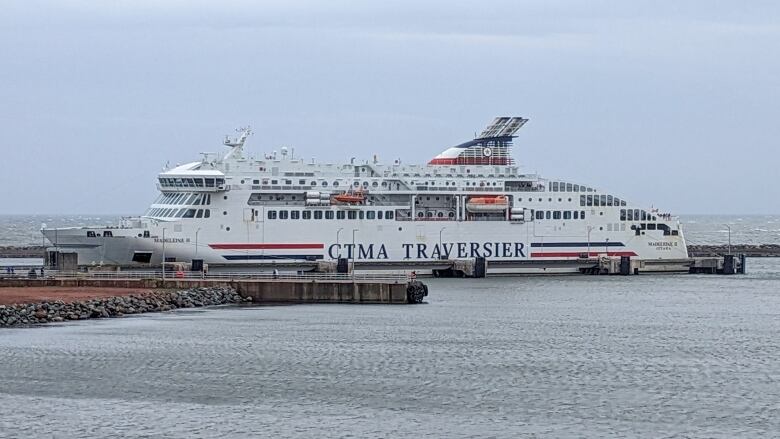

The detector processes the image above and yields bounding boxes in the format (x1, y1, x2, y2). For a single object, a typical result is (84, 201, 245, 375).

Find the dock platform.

(0, 272, 428, 305)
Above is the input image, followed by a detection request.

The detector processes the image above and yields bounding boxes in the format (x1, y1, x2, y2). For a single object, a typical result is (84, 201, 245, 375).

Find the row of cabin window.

(620, 209, 657, 222)
(550, 181, 596, 192)
(630, 223, 678, 235)
(267, 210, 396, 220)
(147, 208, 211, 219)
(534, 210, 587, 220)
(159, 177, 225, 188)
(157, 193, 211, 206)
(579, 194, 627, 207)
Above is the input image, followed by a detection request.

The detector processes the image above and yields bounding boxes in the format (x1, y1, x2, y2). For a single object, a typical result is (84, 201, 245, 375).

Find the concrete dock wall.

(0, 278, 411, 304)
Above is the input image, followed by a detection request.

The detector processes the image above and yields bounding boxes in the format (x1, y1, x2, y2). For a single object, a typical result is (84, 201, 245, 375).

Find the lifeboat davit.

(466, 196, 509, 213)
(332, 189, 367, 204)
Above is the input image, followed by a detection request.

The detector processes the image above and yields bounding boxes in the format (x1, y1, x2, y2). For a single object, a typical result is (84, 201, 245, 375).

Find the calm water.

(2, 258, 780, 438)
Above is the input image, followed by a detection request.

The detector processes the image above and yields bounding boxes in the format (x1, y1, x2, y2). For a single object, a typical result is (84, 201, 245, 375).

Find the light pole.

(439, 227, 447, 259)
(161, 227, 167, 280)
(724, 224, 732, 255)
(195, 227, 201, 256)
(351, 228, 359, 279)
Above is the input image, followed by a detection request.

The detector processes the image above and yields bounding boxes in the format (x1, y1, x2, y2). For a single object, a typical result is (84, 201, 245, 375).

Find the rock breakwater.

(0, 287, 247, 327)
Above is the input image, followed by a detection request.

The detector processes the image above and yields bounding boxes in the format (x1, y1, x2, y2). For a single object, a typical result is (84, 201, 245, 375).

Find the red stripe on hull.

(209, 243, 324, 250)
(531, 251, 638, 258)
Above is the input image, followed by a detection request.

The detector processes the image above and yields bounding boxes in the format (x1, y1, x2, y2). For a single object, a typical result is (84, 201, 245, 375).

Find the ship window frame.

(325, 211, 334, 220)
(574, 211, 579, 220)
(204, 209, 210, 218)
(553, 211, 562, 220)
(302, 210, 311, 220)
(366, 211, 376, 220)
(290, 210, 300, 220)
(279, 210, 288, 220)
(337, 211, 345, 220)
(386, 210, 394, 220)
(347, 211, 357, 220)
(314, 211, 323, 220)
(563, 211, 572, 220)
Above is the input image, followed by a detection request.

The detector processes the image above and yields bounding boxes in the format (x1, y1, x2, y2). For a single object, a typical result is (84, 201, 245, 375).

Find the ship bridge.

(429, 117, 527, 166)
(157, 162, 226, 192)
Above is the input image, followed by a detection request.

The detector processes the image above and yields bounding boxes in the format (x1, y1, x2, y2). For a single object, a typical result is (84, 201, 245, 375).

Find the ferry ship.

(42, 118, 688, 273)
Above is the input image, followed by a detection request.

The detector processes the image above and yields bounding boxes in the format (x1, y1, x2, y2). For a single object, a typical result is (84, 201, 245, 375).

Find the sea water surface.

(1, 259, 779, 438)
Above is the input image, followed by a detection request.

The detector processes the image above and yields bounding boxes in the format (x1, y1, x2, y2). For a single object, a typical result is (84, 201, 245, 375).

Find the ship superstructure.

(42, 118, 688, 273)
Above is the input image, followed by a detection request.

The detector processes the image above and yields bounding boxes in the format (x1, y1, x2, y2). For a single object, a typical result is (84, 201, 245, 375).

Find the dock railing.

(1, 269, 409, 283)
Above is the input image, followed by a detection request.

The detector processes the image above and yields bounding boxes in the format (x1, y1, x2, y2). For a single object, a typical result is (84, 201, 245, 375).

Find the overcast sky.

(1, 0, 778, 214)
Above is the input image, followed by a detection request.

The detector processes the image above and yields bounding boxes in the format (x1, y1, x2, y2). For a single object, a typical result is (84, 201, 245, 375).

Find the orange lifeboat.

(332, 189, 367, 204)
(466, 196, 509, 213)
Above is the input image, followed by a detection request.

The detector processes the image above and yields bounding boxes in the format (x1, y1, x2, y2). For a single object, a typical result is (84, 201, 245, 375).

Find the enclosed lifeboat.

(332, 189, 367, 204)
(465, 195, 509, 213)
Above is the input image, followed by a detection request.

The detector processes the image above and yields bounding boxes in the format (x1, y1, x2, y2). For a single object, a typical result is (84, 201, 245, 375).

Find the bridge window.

(183, 209, 196, 218)
(620, 209, 626, 221)
(196, 209, 203, 218)
(627, 210, 634, 221)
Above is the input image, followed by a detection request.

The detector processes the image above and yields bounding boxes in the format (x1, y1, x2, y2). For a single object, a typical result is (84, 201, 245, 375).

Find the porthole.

(223, 211, 227, 215)
(226, 227, 231, 231)
(224, 196, 228, 200)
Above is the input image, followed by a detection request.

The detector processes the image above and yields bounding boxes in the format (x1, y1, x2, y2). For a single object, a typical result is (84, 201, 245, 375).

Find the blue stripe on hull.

(530, 242, 625, 248)
(222, 254, 324, 261)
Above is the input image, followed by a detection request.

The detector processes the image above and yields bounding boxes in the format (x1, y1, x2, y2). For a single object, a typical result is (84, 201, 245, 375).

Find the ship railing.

(5, 270, 410, 283)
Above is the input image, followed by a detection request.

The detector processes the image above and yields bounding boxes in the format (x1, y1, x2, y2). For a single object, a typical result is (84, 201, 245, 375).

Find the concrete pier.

(0, 274, 427, 304)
